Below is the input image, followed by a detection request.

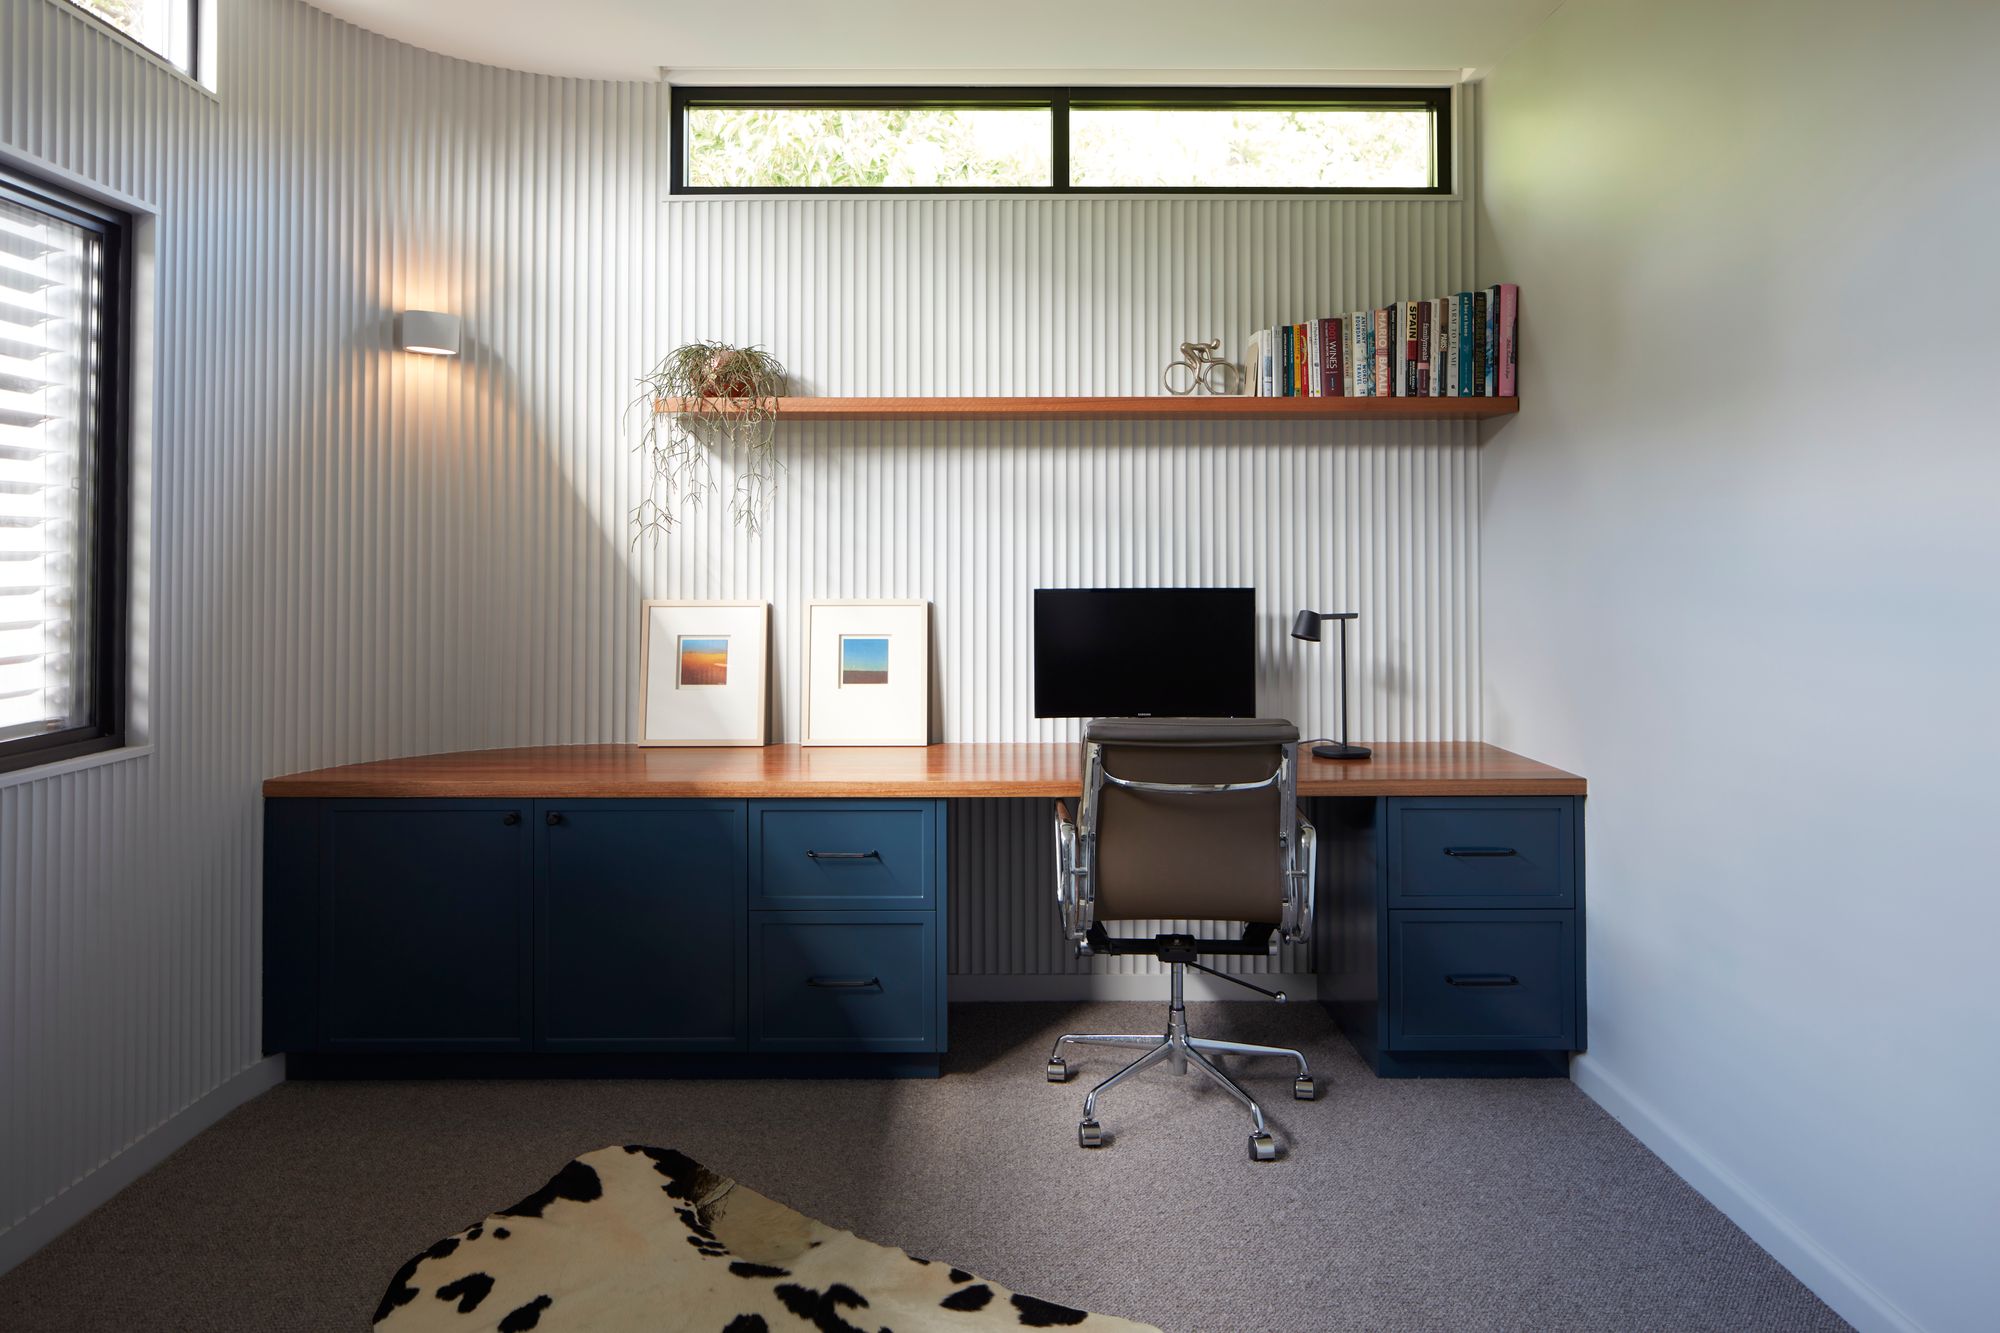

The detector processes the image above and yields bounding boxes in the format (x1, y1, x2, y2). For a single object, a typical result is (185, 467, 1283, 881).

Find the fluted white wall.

(0, 0, 1484, 1266)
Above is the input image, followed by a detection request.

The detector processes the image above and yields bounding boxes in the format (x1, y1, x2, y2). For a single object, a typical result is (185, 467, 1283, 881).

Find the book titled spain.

(1495, 284, 1518, 396)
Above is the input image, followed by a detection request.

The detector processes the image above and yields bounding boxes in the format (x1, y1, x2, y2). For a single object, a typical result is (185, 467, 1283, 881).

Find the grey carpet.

(0, 1002, 1847, 1332)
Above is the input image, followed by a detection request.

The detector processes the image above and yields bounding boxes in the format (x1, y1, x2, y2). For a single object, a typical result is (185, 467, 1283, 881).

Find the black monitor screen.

(1033, 587, 1257, 719)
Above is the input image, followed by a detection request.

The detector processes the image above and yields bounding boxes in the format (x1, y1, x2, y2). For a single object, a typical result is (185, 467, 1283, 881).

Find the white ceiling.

(306, 0, 1566, 82)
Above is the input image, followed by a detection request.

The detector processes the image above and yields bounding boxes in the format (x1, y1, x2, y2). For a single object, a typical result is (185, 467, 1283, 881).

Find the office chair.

(1048, 717, 1318, 1161)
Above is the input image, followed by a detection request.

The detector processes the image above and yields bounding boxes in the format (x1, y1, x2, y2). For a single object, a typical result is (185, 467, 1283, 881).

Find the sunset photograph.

(677, 636, 729, 686)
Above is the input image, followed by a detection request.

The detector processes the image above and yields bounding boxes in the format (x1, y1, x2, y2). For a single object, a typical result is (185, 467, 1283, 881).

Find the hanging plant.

(628, 342, 787, 541)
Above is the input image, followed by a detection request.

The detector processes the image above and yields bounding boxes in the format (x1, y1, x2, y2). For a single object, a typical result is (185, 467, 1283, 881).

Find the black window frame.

(671, 85, 1454, 197)
(61, 0, 205, 83)
(0, 166, 132, 776)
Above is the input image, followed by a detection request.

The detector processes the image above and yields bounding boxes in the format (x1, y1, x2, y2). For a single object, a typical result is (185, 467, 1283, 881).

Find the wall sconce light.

(397, 310, 461, 356)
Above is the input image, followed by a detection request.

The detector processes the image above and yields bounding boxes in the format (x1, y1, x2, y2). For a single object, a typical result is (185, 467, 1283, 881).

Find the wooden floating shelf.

(654, 395, 1518, 422)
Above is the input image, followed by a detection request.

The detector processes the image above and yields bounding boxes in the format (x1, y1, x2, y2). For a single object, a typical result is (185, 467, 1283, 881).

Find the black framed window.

(673, 86, 1451, 196)
(63, 1, 204, 81)
(0, 167, 130, 775)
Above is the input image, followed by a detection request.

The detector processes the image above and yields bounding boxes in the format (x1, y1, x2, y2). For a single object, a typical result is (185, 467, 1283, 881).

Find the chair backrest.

(1080, 716, 1299, 925)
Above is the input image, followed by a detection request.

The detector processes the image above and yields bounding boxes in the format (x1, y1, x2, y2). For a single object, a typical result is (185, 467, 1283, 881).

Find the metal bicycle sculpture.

(1161, 338, 1242, 396)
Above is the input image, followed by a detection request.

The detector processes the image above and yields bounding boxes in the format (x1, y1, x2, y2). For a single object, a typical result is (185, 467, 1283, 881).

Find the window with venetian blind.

(0, 167, 128, 774)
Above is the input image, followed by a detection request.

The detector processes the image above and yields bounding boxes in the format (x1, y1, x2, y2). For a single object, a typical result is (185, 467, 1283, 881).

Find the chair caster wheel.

(1078, 1119, 1105, 1148)
(1046, 1058, 1069, 1083)
(1249, 1132, 1278, 1162)
(1294, 1075, 1316, 1101)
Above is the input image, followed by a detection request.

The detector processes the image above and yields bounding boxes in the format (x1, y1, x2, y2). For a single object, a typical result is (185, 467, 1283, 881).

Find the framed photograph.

(801, 600, 931, 746)
(638, 600, 769, 746)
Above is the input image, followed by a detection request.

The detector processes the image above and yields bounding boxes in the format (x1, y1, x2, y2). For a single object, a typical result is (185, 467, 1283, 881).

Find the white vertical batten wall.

(0, 0, 1483, 1265)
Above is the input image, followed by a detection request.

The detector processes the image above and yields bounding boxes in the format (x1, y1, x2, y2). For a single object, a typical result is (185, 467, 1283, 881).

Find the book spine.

(1432, 298, 1448, 396)
(1457, 293, 1474, 396)
(1408, 304, 1424, 396)
(1373, 307, 1393, 397)
(1497, 283, 1518, 396)
(1278, 324, 1291, 396)
(1349, 313, 1363, 397)
(1485, 284, 1499, 395)
(1416, 299, 1432, 397)
(1295, 322, 1309, 398)
(1445, 300, 1460, 397)
(1360, 309, 1372, 397)
(1471, 291, 1487, 397)
(1306, 320, 1322, 398)
(1324, 317, 1343, 396)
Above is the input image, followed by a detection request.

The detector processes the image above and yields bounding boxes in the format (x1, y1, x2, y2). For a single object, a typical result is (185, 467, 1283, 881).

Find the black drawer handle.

(501, 812, 520, 826)
(546, 811, 564, 827)
(1444, 846, 1516, 858)
(806, 975, 882, 991)
(1446, 973, 1519, 987)
(805, 850, 880, 861)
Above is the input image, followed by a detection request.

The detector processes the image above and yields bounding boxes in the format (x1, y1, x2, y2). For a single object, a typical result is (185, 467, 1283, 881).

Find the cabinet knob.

(546, 811, 564, 827)
(501, 812, 521, 826)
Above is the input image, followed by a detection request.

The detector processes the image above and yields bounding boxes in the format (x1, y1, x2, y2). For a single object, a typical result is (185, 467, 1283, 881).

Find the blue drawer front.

(751, 912, 936, 1051)
(1389, 799, 1575, 908)
(750, 802, 936, 910)
(1390, 910, 1577, 1050)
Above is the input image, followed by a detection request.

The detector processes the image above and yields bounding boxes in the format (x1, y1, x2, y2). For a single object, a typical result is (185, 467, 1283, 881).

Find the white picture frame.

(801, 600, 931, 747)
(637, 600, 769, 746)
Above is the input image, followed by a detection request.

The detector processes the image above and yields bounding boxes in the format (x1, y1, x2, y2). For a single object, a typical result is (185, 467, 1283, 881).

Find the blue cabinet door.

(319, 800, 533, 1050)
(749, 911, 936, 1052)
(536, 801, 746, 1051)
(749, 801, 938, 910)
(1388, 910, 1577, 1050)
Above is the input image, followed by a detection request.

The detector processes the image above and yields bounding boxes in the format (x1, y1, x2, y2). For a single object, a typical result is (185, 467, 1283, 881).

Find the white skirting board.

(0, 1056, 286, 1280)
(950, 973, 1319, 1003)
(1570, 1056, 1920, 1333)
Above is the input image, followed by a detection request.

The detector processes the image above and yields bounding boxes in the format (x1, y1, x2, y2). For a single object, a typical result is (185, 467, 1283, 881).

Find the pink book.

(1496, 284, 1518, 396)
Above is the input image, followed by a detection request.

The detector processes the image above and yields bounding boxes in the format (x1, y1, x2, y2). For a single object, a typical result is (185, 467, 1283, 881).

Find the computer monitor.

(1033, 587, 1257, 719)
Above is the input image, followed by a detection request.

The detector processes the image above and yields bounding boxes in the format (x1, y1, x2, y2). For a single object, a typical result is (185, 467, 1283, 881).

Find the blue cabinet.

(265, 796, 946, 1074)
(537, 801, 745, 1051)
(318, 800, 534, 1050)
(1321, 796, 1586, 1077)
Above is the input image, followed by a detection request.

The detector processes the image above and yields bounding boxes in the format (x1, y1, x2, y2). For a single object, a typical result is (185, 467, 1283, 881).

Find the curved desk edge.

(262, 742, 1586, 800)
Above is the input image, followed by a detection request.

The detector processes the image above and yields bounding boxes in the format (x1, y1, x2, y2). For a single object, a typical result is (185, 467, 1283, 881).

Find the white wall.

(1477, 2, 2000, 1329)
(0, 0, 1491, 1270)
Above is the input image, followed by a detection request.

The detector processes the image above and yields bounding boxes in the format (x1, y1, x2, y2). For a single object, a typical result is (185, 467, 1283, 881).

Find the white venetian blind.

(0, 189, 100, 744)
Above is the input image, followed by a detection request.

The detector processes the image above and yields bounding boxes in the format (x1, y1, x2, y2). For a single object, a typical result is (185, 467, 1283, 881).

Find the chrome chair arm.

(1053, 798, 1094, 946)
(1285, 809, 1317, 944)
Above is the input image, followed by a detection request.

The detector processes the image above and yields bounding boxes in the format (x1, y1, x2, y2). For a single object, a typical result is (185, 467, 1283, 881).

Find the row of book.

(1248, 285, 1518, 399)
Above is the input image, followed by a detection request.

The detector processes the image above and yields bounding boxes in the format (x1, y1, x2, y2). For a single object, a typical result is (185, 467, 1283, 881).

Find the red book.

(1322, 317, 1343, 395)
(1496, 284, 1518, 396)
(1415, 300, 1432, 397)
(1372, 307, 1393, 396)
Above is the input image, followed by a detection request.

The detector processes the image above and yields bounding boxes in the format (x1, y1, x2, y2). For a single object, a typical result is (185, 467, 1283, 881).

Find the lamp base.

(1309, 742, 1373, 761)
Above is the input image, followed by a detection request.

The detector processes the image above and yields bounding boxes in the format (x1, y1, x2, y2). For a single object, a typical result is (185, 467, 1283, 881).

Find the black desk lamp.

(1290, 610, 1370, 760)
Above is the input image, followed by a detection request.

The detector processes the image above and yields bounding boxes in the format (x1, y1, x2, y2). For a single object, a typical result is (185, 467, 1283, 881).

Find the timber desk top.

(263, 742, 1584, 800)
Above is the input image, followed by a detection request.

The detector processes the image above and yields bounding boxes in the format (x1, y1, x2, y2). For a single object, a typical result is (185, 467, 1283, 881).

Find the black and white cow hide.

(373, 1144, 1158, 1332)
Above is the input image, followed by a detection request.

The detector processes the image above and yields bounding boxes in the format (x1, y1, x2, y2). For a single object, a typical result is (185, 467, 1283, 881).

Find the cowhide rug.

(373, 1144, 1158, 1332)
